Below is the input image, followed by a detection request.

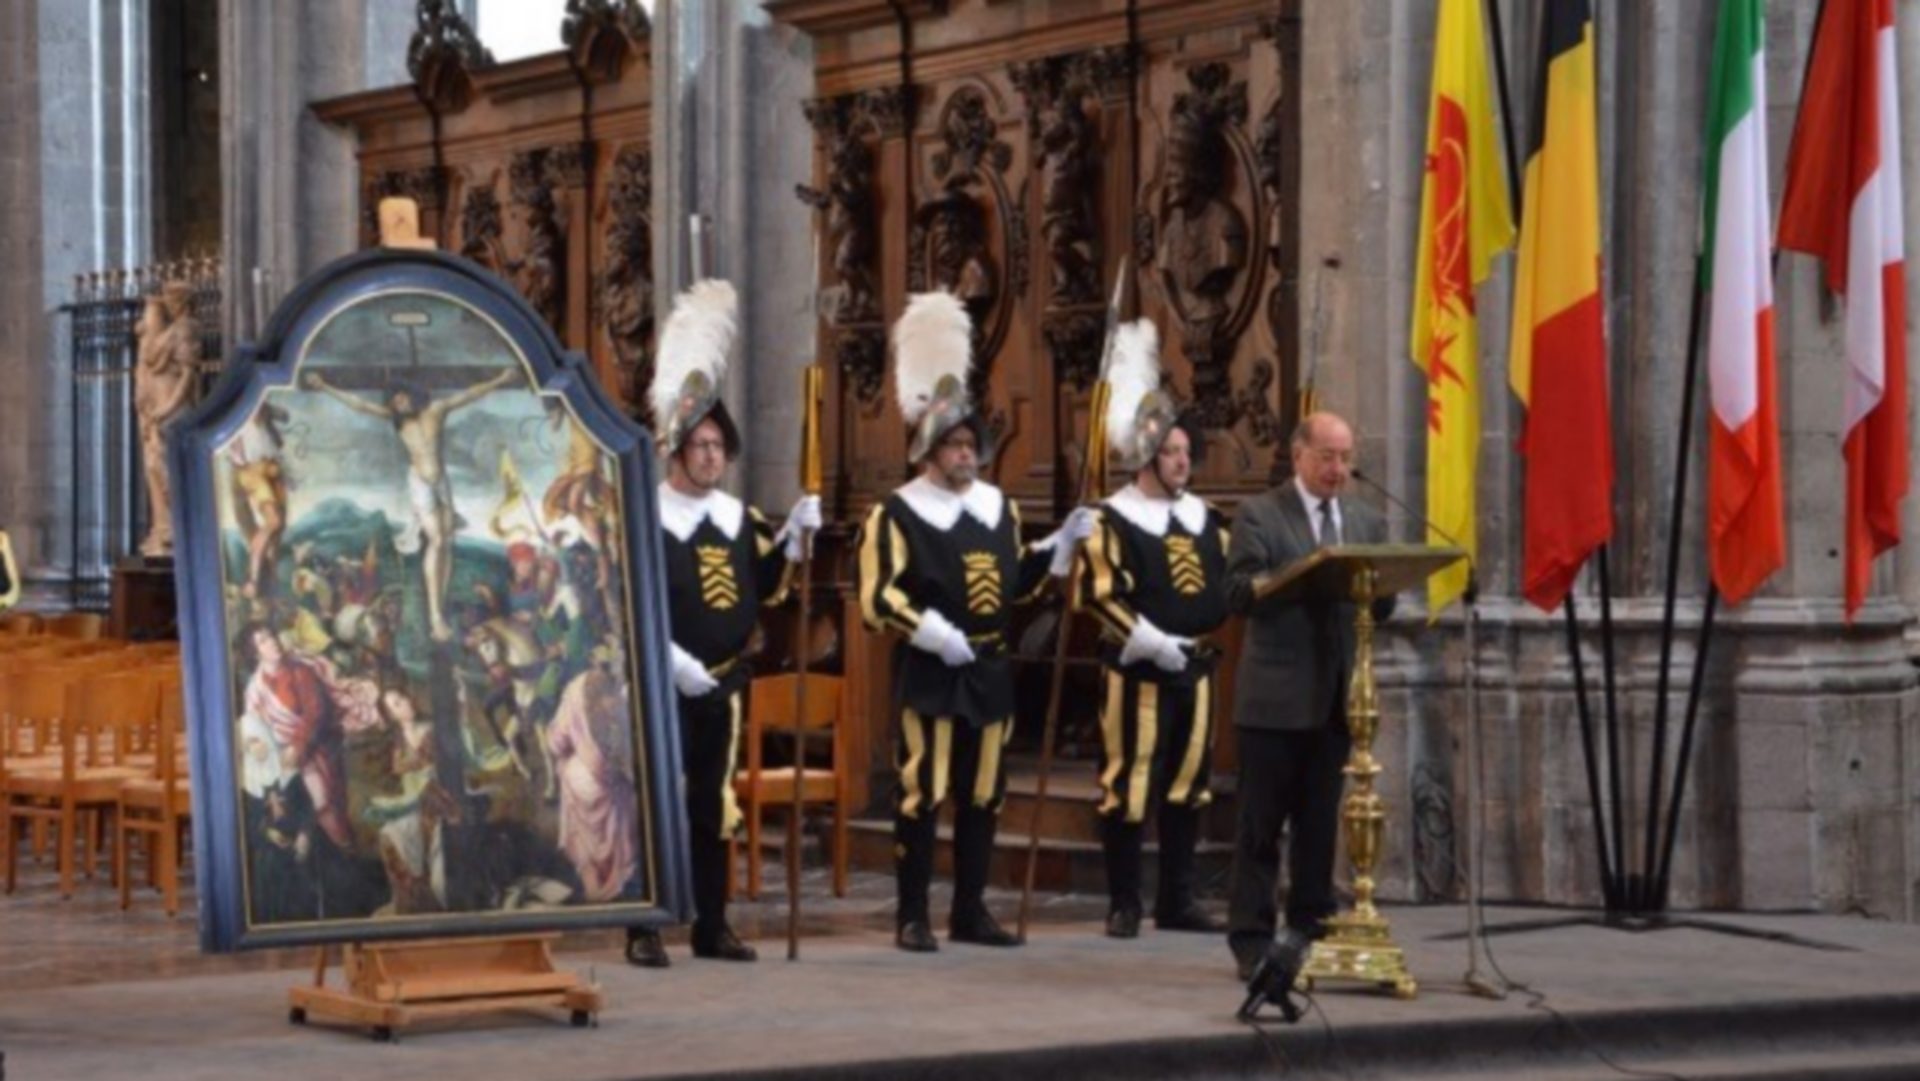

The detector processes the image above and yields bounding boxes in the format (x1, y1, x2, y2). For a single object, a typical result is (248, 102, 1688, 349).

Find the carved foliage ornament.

(1250, 19, 1296, 447)
(600, 145, 655, 416)
(562, 0, 649, 81)
(408, 0, 495, 112)
(799, 95, 883, 328)
(562, 0, 650, 45)
(508, 149, 567, 333)
(799, 88, 909, 405)
(460, 181, 506, 272)
(1012, 47, 1133, 393)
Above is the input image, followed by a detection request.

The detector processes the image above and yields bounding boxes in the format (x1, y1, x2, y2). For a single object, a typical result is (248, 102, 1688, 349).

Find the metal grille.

(63, 258, 223, 609)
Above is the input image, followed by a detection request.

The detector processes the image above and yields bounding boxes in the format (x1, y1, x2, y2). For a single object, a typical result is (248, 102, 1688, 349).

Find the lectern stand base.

(1299, 912, 1418, 999)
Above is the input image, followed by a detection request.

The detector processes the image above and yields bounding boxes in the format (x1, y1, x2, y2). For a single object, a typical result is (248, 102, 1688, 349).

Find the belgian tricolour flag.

(1508, 0, 1611, 613)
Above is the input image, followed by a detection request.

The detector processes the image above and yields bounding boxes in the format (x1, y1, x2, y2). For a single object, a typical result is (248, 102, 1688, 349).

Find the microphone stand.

(1350, 470, 1503, 1000)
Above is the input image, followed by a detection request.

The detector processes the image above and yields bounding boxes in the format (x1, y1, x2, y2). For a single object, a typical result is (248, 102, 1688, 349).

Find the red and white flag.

(1779, 0, 1909, 619)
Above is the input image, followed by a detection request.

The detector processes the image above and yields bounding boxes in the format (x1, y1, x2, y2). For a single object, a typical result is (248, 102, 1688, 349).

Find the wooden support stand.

(287, 934, 602, 1042)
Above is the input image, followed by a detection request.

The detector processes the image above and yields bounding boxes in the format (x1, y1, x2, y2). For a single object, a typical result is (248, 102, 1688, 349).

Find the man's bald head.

(1290, 411, 1355, 500)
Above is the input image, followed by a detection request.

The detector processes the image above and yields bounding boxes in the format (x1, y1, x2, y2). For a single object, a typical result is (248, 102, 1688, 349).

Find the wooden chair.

(2, 669, 151, 897)
(730, 673, 851, 900)
(0, 651, 138, 866)
(44, 612, 106, 640)
(0, 613, 42, 636)
(117, 673, 190, 914)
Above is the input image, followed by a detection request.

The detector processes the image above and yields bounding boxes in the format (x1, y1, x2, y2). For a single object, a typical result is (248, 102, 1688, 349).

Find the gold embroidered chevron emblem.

(963, 551, 1002, 615)
(697, 544, 740, 610)
(1165, 536, 1206, 595)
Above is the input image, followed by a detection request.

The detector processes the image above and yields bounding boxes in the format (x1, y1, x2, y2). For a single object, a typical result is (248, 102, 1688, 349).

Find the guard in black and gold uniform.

(858, 290, 1093, 953)
(1077, 320, 1230, 938)
(0, 529, 19, 612)
(626, 280, 822, 968)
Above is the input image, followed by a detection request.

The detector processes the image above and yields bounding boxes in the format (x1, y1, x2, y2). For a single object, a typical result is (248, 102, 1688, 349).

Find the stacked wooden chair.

(0, 629, 191, 910)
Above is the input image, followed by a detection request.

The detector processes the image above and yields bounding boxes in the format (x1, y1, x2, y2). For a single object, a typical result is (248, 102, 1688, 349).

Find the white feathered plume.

(892, 291, 973, 425)
(1103, 319, 1161, 455)
(649, 279, 738, 427)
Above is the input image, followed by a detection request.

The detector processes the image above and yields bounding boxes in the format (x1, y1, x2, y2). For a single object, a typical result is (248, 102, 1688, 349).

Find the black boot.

(692, 921, 758, 961)
(896, 920, 940, 952)
(625, 926, 671, 968)
(896, 809, 936, 953)
(1154, 805, 1223, 932)
(949, 806, 1019, 946)
(688, 831, 741, 955)
(1102, 818, 1144, 938)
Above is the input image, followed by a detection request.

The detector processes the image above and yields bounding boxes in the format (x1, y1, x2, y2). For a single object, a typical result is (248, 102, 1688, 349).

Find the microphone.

(1348, 468, 1478, 605)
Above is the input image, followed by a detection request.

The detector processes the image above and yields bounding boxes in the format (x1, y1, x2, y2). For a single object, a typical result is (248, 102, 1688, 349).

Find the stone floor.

(0, 848, 1107, 991)
(6, 851, 1920, 1080)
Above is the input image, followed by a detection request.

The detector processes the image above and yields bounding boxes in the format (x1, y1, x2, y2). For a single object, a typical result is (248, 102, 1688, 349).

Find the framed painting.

(168, 249, 689, 952)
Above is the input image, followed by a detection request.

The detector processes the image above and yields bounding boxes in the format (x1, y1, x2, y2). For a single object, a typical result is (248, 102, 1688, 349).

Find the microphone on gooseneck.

(1348, 468, 1478, 605)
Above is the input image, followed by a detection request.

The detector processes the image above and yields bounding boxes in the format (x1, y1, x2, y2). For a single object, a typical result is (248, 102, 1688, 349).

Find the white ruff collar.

(657, 482, 744, 541)
(896, 476, 1004, 532)
(1105, 483, 1207, 537)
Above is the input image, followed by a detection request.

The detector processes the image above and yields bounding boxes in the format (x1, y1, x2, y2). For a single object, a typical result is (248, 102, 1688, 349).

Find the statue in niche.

(919, 188, 998, 332)
(134, 281, 201, 558)
(918, 188, 999, 404)
(1037, 92, 1099, 306)
(796, 133, 879, 325)
(1159, 86, 1248, 383)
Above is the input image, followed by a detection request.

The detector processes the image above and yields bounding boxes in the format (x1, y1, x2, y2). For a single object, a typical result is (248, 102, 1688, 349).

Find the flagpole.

(1655, 586, 1718, 905)
(1564, 594, 1619, 909)
(1641, 248, 1707, 907)
(1484, 0, 1619, 911)
(787, 366, 822, 961)
(1483, 0, 1523, 204)
(1654, 0, 1826, 910)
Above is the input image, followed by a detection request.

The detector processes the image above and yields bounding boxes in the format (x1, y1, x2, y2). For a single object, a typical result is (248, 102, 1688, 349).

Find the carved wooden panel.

(316, 0, 653, 414)
(777, 0, 1300, 523)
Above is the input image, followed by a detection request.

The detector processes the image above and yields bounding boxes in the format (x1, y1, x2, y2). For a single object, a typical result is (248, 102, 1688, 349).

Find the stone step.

(843, 816, 1233, 897)
(995, 760, 1239, 844)
(1419, 1045, 1920, 1081)
(665, 989, 1920, 1081)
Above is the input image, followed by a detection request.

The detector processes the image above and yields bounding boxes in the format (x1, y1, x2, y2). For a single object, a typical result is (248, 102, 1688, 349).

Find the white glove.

(669, 643, 720, 697)
(908, 608, 976, 668)
(775, 494, 824, 562)
(1039, 506, 1099, 577)
(1119, 615, 1192, 674)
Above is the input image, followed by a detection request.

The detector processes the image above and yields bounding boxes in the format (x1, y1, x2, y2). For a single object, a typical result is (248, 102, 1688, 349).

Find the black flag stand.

(1438, 0, 1843, 955)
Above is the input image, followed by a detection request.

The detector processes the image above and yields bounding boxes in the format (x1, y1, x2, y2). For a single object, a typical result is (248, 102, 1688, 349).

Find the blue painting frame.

(168, 248, 691, 952)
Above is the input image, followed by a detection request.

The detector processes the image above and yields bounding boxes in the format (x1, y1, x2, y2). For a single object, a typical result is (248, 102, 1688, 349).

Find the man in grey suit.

(1223, 411, 1394, 978)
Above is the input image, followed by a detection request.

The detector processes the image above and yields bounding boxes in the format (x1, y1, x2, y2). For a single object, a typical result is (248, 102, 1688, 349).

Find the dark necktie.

(1318, 499, 1340, 547)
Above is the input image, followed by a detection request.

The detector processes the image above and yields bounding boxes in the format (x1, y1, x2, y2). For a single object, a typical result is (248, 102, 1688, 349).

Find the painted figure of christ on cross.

(304, 366, 520, 641)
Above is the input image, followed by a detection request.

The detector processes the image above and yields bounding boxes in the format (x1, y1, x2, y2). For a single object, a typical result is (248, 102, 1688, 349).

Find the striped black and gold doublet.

(1076, 495, 1232, 824)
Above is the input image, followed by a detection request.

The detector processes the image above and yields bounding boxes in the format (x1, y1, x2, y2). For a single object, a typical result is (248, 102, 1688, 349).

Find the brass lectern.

(1253, 543, 1465, 999)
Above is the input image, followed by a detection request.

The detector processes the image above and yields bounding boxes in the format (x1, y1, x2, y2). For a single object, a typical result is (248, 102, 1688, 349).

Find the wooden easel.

(288, 934, 603, 1042)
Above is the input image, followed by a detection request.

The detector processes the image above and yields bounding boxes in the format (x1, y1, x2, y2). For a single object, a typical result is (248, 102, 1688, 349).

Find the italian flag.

(1779, 0, 1909, 619)
(1701, 0, 1783, 605)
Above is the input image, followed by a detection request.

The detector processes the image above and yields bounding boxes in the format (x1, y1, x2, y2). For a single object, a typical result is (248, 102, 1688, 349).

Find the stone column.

(0, 0, 153, 599)
(218, 0, 411, 348)
(652, 0, 816, 510)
